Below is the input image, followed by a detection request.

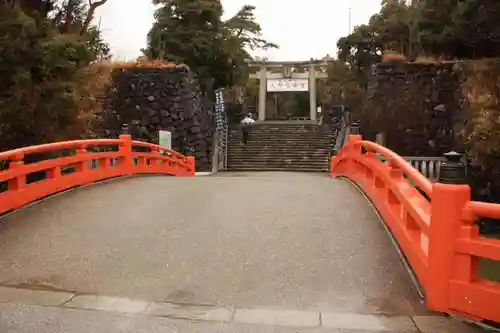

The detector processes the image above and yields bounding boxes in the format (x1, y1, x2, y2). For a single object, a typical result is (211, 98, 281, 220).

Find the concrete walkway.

(0, 172, 483, 332)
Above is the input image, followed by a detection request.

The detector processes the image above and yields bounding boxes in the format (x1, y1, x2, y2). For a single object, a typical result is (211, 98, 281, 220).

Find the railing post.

(119, 134, 134, 175)
(426, 151, 470, 312)
(8, 152, 25, 191)
(345, 134, 362, 174)
(329, 157, 336, 177)
(347, 134, 362, 156)
(76, 144, 89, 172)
(330, 134, 361, 177)
(186, 156, 195, 176)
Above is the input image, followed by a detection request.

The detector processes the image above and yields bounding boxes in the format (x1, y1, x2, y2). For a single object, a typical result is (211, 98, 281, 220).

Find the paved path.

(0, 172, 484, 332)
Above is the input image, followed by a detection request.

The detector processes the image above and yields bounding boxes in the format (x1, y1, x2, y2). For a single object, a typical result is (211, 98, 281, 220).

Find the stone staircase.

(227, 123, 333, 172)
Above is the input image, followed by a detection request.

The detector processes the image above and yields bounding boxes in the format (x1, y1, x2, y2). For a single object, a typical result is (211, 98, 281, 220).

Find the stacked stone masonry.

(361, 59, 500, 232)
(361, 61, 463, 156)
(96, 68, 214, 171)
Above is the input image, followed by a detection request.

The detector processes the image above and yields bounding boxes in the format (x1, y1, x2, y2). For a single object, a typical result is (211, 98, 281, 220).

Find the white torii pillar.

(258, 66, 267, 121)
(308, 63, 317, 121)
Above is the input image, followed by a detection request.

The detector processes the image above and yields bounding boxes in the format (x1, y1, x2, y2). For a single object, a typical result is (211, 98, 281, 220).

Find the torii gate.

(247, 60, 329, 121)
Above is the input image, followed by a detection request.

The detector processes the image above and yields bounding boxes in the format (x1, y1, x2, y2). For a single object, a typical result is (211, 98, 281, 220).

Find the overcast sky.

(95, 0, 382, 61)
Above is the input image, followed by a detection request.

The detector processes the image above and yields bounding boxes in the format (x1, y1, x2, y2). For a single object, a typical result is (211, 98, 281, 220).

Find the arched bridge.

(0, 135, 498, 332)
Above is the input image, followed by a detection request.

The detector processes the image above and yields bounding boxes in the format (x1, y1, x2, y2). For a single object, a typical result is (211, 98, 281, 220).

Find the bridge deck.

(0, 172, 481, 332)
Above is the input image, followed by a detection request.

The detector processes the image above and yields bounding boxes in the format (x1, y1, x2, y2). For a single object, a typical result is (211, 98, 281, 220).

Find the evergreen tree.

(144, 0, 277, 92)
(0, 1, 110, 150)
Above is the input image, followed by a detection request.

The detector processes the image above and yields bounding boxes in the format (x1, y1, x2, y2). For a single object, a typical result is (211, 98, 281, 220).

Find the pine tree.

(145, 0, 277, 92)
(145, 0, 224, 90)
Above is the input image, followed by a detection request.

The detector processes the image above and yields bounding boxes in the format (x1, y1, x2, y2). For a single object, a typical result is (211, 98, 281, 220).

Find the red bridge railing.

(0, 135, 195, 215)
(331, 134, 500, 324)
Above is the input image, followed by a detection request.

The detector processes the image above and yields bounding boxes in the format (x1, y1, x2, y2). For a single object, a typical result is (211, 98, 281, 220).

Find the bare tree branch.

(80, 0, 107, 35)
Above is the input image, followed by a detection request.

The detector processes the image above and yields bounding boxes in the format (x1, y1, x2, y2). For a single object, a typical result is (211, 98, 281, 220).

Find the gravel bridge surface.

(0, 172, 482, 332)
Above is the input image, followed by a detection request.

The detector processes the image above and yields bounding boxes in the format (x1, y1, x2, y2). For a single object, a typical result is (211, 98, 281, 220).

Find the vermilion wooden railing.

(331, 134, 500, 324)
(0, 135, 195, 215)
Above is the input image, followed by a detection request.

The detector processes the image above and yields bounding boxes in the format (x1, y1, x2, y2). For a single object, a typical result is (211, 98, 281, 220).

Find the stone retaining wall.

(95, 67, 214, 171)
(360, 60, 463, 156)
(361, 59, 500, 231)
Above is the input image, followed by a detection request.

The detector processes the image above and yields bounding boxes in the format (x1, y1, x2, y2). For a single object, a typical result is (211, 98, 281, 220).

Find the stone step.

(228, 142, 331, 146)
(227, 158, 329, 166)
(227, 164, 328, 170)
(228, 154, 330, 157)
(228, 133, 332, 141)
(226, 165, 328, 172)
(228, 149, 329, 153)
(229, 131, 332, 135)
(228, 143, 331, 147)
(228, 150, 329, 155)
(228, 139, 331, 144)
(227, 157, 328, 162)
(228, 141, 331, 144)
(226, 123, 334, 173)
(228, 148, 330, 153)
(228, 132, 332, 137)
(228, 163, 328, 167)
(229, 141, 331, 144)
(228, 147, 330, 152)
(227, 158, 328, 164)
(228, 143, 331, 148)
(229, 130, 331, 134)
(229, 123, 333, 128)
(229, 142, 330, 146)
(227, 155, 329, 163)
(230, 135, 332, 139)
(228, 131, 328, 134)
(228, 154, 328, 159)
(228, 156, 329, 161)
(230, 124, 328, 129)
(229, 130, 332, 134)
(229, 131, 333, 139)
(228, 148, 331, 152)
(227, 162, 328, 168)
(229, 136, 331, 140)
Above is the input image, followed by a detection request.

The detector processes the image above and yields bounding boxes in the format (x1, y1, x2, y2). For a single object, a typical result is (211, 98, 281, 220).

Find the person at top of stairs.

(240, 113, 255, 144)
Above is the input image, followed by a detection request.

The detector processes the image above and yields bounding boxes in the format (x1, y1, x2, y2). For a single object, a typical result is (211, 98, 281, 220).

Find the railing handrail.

(0, 135, 195, 215)
(356, 140, 433, 196)
(331, 134, 500, 324)
(131, 140, 189, 161)
(465, 201, 500, 221)
(0, 139, 124, 160)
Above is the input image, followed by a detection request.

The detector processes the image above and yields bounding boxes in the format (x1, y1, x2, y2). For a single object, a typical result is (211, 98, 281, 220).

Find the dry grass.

(413, 55, 439, 63)
(101, 58, 189, 69)
(412, 53, 459, 64)
(382, 51, 407, 62)
(72, 57, 189, 137)
(459, 59, 500, 164)
(74, 61, 116, 136)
